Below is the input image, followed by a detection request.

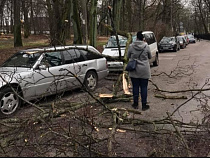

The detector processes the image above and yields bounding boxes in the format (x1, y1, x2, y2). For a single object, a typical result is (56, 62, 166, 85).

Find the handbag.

(125, 59, 137, 71)
(125, 48, 145, 71)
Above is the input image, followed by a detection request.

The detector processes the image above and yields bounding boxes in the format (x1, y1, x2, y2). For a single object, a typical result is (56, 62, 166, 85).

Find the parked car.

(102, 31, 159, 71)
(102, 35, 127, 71)
(158, 36, 180, 52)
(0, 45, 109, 117)
(177, 36, 187, 49)
(187, 34, 196, 43)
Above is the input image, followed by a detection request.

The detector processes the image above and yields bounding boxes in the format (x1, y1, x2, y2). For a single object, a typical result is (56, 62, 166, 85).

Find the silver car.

(102, 31, 159, 72)
(0, 45, 109, 117)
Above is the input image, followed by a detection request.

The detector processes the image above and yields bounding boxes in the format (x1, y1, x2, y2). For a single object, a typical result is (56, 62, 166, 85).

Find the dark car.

(177, 36, 187, 49)
(187, 34, 196, 43)
(158, 36, 180, 52)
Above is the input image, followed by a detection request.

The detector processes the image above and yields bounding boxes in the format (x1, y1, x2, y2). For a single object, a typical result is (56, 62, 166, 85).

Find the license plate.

(163, 47, 168, 49)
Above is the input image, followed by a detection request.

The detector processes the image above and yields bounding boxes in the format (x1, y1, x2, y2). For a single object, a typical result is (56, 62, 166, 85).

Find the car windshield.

(188, 35, 194, 38)
(106, 36, 127, 48)
(177, 37, 183, 41)
(2, 51, 41, 68)
(160, 37, 175, 42)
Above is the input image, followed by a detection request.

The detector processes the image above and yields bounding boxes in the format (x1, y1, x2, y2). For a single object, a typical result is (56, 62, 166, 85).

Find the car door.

(144, 33, 157, 61)
(33, 51, 66, 97)
(60, 49, 87, 90)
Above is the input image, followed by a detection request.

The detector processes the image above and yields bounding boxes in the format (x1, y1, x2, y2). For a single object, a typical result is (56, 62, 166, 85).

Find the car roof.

(142, 31, 154, 34)
(162, 36, 175, 38)
(131, 31, 154, 36)
(22, 45, 95, 54)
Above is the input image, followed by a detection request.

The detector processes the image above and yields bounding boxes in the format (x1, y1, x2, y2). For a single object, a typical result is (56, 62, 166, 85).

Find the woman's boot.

(142, 103, 150, 111)
(132, 102, 139, 109)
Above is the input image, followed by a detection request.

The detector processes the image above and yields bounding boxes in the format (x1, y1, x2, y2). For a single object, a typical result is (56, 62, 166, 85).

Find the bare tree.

(89, 0, 98, 47)
(14, 0, 23, 47)
(22, 0, 30, 38)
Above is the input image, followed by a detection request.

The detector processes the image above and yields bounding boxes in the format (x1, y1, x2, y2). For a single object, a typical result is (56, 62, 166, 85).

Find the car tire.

(0, 87, 21, 118)
(84, 71, 98, 91)
(153, 54, 159, 66)
(173, 46, 177, 52)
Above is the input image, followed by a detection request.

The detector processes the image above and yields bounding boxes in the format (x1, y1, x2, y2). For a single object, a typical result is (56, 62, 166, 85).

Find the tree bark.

(22, 0, 30, 38)
(70, 0, 83, 44)
(14, 0, 23, 47)
(81, 0, 88, 44)
(89, 0, 97, 47)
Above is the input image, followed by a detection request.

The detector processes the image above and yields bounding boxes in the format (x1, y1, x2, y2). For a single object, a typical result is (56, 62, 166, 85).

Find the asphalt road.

(146, 40, 210, 123)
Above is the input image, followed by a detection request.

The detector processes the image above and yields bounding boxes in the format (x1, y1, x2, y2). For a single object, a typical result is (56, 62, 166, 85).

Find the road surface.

(147, 40, 210, 123)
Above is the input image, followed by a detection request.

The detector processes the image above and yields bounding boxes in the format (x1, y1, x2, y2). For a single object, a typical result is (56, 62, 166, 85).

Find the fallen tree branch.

(107, 113, 118, 157)
(167, 112, 192, 157)
(155, 93, 188, 99)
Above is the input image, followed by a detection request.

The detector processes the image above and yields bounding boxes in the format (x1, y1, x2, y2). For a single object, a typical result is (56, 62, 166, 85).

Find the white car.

(0, 45, 109, 117)
(102, 31, 159, 71)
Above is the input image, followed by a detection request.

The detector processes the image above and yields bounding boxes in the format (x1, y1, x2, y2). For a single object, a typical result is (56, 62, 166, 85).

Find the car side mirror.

(38, 64, 47, 70)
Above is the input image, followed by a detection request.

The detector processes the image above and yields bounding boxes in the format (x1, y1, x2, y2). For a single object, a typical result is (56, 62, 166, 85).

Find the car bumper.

(107, 61, 124, 72)
(189, 40, 196, 43)
(159, 46, 175, 51)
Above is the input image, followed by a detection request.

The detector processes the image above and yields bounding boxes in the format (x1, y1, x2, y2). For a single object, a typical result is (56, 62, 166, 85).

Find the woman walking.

(127, 31, 152, 110)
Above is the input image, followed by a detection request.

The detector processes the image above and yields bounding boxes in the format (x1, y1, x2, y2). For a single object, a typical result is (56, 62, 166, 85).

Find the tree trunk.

(30, 0, 35, 35)
(22, 0, 30, 38)
(14, 0, 23, 47)
(89, 0, 97, 47)
(198, 0, 209, 34)
(113, 0, 123, 31)
(70, 0, 83, 44)
(10, 0, 14, 33)
(81, 0, 88, 44)
(126, 0, 132, 31)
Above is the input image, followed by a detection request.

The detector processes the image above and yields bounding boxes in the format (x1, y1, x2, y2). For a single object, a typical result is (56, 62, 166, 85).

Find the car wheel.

(0, 87, 21, 117)
(173, 46, 177, 52)
(153, 54, 159, 66)
(84, 71, 98, 91)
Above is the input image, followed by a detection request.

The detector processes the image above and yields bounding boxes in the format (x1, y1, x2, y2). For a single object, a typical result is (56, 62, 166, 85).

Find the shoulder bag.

(125, 49, 144, 71)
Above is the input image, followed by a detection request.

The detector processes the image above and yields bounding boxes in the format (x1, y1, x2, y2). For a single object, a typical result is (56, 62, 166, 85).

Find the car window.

(132, 35, 137, 42)
(160, 37, 175, 43)
(2, 51, 41, 68)
(62, 49, 85, 64)
(43, 51, 62, 67)
(160, 37, 170, 42)
(188, 35, 194, 38)
(106, 36, 127, 48)
(144, 33, 156, 45)
(79, 49, 102, 60)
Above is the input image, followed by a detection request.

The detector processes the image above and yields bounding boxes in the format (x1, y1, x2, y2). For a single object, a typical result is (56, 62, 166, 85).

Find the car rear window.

(62, 49, 85, 64)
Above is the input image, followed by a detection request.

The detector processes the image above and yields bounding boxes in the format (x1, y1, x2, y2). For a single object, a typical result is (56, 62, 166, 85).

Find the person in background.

(127, 31, 152, 110)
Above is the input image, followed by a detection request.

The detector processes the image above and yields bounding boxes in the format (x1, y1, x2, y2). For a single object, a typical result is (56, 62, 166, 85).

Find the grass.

(0, 34, 49, 50)
(0, 34, 108, 51)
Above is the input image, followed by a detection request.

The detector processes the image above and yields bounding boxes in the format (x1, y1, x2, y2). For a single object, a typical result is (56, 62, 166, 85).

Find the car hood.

(0, 67, 33, 86)
(159, 41, 175, 45)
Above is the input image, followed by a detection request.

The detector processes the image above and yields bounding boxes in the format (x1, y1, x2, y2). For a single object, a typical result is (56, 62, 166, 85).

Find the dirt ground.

(0, 36, 210, 157)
